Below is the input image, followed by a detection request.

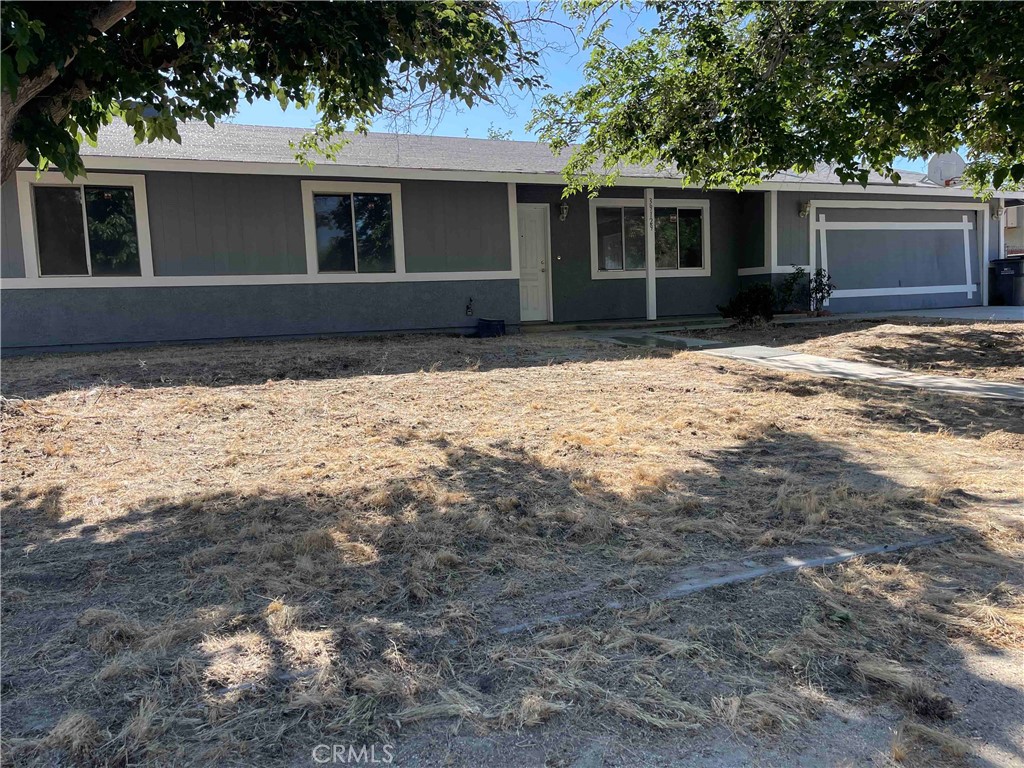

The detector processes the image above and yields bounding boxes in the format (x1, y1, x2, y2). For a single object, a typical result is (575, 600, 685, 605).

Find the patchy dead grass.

(2, 327, 1021, 765)
(694, 317, 1024, 382)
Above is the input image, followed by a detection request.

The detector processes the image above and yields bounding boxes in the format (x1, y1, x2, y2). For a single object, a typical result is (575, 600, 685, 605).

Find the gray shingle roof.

(80, 121, 936, 187)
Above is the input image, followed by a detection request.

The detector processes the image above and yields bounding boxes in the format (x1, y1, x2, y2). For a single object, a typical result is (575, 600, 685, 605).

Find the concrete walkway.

(702, 345, 1024, 401)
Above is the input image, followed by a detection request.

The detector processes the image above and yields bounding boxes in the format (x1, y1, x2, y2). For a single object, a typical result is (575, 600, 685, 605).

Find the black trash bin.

(989, 256, 1024, 306)
(475, 318, 506, 337)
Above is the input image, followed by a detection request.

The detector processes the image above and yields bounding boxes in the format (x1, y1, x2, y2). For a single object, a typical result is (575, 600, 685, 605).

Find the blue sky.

(232, 4, 928, 174)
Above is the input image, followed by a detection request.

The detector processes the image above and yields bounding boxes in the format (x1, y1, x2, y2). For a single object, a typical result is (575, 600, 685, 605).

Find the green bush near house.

(775, 267, 807, 313)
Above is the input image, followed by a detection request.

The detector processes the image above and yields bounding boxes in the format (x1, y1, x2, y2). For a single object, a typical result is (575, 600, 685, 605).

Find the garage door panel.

(825, 229, 971, 290)
(827, 292, 980, 313)
(812, 205, 982, 310)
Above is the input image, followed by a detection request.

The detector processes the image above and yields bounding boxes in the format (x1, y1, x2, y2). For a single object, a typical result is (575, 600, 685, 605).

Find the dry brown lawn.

(2, 325, 1022, 767)
(694, 318, 1024, 382)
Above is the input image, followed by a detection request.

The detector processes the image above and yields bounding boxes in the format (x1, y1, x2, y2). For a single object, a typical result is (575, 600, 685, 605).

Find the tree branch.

(2, 1, 136, 181)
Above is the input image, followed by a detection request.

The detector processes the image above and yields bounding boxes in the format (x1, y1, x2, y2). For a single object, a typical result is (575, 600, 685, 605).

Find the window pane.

(623, 208, 646, 270)
(314, 194, 356, 272)
(596, 207, 623, 270)
(678, 209, 703, 268)
(654, 208, 679, 269)
(353, 193, 395, 273)
(34, 186, 88, 276)
(84, 186, 141, 276)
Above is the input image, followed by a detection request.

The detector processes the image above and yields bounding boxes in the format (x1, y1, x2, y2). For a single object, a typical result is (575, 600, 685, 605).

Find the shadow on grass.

(694, 317, 1023, 377)
(0, 333, 677, 400)
(2, 428, 1020, 766)
(740, 369, 1024, 439)
(848, 327, 1024, 379)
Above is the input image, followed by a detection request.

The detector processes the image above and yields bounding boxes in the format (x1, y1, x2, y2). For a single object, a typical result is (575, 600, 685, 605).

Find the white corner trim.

(15, 170, 155, 281)
(832, 284, 978, 299)
(299, 179, 406, 277)
(507, 183, 521, 280)
(644, 188, 656, 320)
(819, 214, 830, 305)
(588, 197, 712, 280)
(962, 215, 974, 298)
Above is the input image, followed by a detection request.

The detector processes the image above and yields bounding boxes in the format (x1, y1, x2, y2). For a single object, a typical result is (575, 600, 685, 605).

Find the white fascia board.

(66, 156, 988, 198)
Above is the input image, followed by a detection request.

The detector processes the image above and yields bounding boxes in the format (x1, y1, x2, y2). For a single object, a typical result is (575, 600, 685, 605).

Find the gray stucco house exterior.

(0, 123, 1008, 351)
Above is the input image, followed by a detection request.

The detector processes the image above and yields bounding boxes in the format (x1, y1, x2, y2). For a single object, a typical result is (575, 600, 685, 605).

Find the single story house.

(0, 123, 1009, 351)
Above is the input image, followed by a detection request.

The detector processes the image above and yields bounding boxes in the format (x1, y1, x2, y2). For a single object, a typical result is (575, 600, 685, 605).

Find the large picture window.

(31, 184, 142, 277)
(301, 181, 405, 278)
(590, 198, 710, 278)
(314, 192, 396, 273)
(654, 207, 704, 270)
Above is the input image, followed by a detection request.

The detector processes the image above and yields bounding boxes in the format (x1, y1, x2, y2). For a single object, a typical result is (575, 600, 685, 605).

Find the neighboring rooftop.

(79, 121, 936, 187)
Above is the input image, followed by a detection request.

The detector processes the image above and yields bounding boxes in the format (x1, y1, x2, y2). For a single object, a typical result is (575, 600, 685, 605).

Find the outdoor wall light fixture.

(991, 201, 1004, 221)
(799, 201, 812, 218)
(559, 202, 569, 221)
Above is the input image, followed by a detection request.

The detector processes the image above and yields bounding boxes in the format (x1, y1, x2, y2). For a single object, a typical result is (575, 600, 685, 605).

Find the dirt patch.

(691, 318, 1024, 383)
(2, 332, 1022, 766)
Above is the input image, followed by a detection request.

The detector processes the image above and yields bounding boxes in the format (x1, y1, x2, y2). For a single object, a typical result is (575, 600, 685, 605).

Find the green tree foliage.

(1, 1, 542, 183)
(533, 1, 1024, 195)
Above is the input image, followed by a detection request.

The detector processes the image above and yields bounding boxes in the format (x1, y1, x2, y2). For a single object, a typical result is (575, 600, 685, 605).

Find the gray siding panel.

(145, 173, 511, 276)
(147, 172, 306, 275)
(516, 185, 748, 322)
(1, 180, 25, 278)
(1, 280, 518, 350)
(828, 292, 979, 313)
(738, 192, 765, 268)
(401, 180, 511, 272)
(823, 228, 977, 290)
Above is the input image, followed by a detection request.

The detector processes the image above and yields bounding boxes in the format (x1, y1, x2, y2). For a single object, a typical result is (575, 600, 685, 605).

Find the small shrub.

(717, 283, 775, 324)
(775, 267, 806, 312)
(809, 268, 836, 314)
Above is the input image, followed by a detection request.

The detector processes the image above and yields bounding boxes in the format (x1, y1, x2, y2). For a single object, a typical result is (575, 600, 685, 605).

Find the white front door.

(518, 204, 550, 322)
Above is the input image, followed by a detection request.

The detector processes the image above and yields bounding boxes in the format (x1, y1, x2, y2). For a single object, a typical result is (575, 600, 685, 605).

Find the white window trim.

(589, 198, 711, 280)
(808, 200, 990, 306)
(300, 180, 406, 280)
(16, 170, 155, 282)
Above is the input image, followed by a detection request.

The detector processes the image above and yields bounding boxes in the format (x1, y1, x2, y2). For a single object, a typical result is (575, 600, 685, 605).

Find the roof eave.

(27, 155, 988, 197)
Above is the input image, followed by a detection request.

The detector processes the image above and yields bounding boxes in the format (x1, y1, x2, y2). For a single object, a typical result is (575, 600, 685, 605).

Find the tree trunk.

(1, 139, 29, 186)
(0, 1, 137, 184)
